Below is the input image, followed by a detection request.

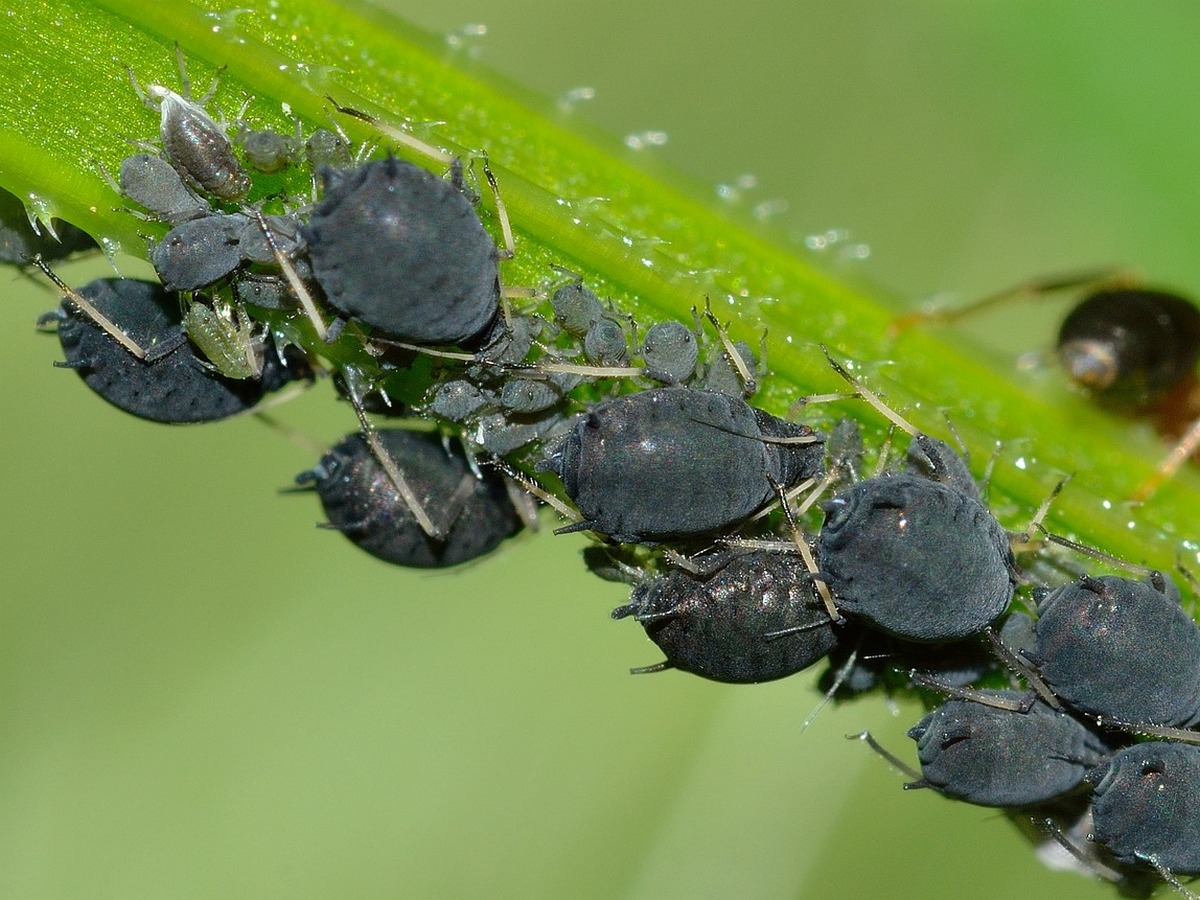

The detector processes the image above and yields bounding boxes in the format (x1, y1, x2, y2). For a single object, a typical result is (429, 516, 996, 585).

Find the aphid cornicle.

(302, 157, 502, 347)
(540, 386, 825, 544)
(295, 429, 525, 568)
(611, 549, 840, 684)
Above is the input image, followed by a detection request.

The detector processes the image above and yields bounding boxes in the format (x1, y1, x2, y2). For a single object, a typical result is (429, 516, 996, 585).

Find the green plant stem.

(3, 0, 1200, 577)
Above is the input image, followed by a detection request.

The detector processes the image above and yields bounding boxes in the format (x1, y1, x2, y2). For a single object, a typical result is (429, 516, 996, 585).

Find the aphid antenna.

(248, 208, 328, 341)
(628, 661, 672, 676)
(253, 410, 329, 459)
(1038, 818, 1129, 887)
(786, 392, 857, 419)
(977, 438, 1003, 501)
(745, 476, 820, 524)
(1012, 474, 1073, 548)
(871, 424, 898, 478)
(343, 379, 445, 540)
(700, 298, 757, 396)
(800, 644, 859, 732)
(772, 479, 839, 621)
(887, 267, 1131, 337)
(982, 626, 1062, 709)
(474, 151, 515, 259)
(661, 548, 707, 576)
(822, 345, 921, 438)
(28, 254, 156, 360)
(721, 537, 795, 552)
(846, 731, 921, 782)
(325, 97, 455, 167)
(376, 338, 647, 379)
(481, 454, 581, 524)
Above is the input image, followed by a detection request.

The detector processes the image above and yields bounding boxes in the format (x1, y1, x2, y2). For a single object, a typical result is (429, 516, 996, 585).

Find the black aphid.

(1089, 741, 1200, 877)
(641, 320, 699, 385)
(814, 357, 1017, 642)
(151, 212, 304, 292)
(302, 157, 501, 346)
(295, 429, 524, 568)
(907, 690, 1110, 808)
(1027, 573, 1200, 727)
(540, 386, 824, 544)
(611, 549, 839, 684)
(39, 277, 308, 423)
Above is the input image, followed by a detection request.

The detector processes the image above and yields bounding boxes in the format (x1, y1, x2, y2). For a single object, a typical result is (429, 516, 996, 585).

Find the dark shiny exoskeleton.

(0, 187, 95, 264)
(40, 278, 309, 423)
(815, 435, 1017, 643)
(302, 158, 501, 346)
(295, 430, 524, 568)
(1025, 573, 1200, 727)
(1057, 288, 1200, 408)
(1089, 741, 1200, 875)
(907, 690, 1110, 808)
(611, 549, 840, 684)
(540, 387, 825, 544)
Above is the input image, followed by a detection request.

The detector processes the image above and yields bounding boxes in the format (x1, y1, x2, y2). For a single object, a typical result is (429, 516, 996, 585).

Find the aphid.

(539, 386, 825, 544)
(128, 46, 251, 202)
(640, 320, 699, 384)
(814, 354, 1018, 642)
(151, 211, 304, 292)
(583, 317, 629, 366)
(116, 153, 209, 224)
(301, 157, 506, 347)
(550, 277, 604, 336)
(37, 276, 309, 423)
(182, 299, 261, 379)
(294, 429, 525, 568)
(1025, 573, 1200, 727)
(305, 127, 353, 171)
(610, 549, 840, 684)
(0, 187, 95, 264)
(233, 124, 297, 174)
(1088, 741, 1200, 880)
(907, 690, 1110, 807)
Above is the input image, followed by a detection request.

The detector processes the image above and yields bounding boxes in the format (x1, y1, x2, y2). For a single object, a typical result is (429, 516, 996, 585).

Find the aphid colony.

(17, 47, 1200, 897)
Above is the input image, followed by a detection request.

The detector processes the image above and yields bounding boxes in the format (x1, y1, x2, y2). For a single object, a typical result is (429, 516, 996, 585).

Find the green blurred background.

(5, 2, 1200, 897)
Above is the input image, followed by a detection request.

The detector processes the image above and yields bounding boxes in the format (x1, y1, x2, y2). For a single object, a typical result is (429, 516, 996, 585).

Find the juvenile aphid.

(233, 124, 297, 174)
(583, 316, 629, 366)
(814, 354, 1018, 642)
(38, 277, 309, 423)
(117, 153, 209, 224)
(1088, 741, 1200, 879)
(539, 386, 825, 544)
(302, 157, 503, 346)
(611, 549, 840, 684)
(907, 690, 1110, 808)
(640, 320, 699, 384)
(182, 299, 261, 379)
(0, 188, 95, 264)
(294, 429, 525, 568)
(128, 46, 251, 202)
(551, 277, 604, 336)
(1026, 573, 1200, 727)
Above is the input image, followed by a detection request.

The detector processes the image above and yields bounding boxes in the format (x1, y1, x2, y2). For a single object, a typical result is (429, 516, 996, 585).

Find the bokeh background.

(5, 2, 1200, 897)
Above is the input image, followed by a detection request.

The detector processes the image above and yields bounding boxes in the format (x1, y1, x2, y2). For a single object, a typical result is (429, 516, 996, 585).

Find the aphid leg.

(343, 372, 444, 539)
(477, 151, 515, 260)
(772, 479, 839, 621)
(1039, 818, 1129, 886)
(1103, 720, 1200, 746)
(501, 475, 542, 531)
(249, 209, 328, 341)
(628, 661, 673, 676)
(1138, 854, 1200, 900)
(173, 43, 222, 106)
(1134, 416, 1200, 501)
(29, 255, 174, 361)
(822, 346, 921, 437)
(887, 267, 1132, 337)
(702, 298, 757, 396)
(326, 98, 454, 167)
(906, 670, 1037, 712)
(1012, 475, 1072, 549)
(1038, 528, 1160, 577)
(982, 627, 1062, 709)
(847, 730, 922, 781)
(483, 454, 582, 525)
